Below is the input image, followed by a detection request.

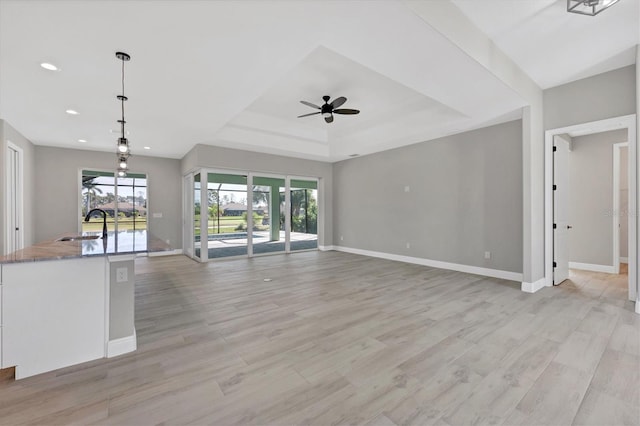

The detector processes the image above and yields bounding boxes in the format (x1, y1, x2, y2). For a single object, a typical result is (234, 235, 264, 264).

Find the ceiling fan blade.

(324, 115, 334, 123)
(333, 108, 360, 115)
(297, 111, 322, 118)
(330, 96, 347, 109)
(300, 100, 321, 109)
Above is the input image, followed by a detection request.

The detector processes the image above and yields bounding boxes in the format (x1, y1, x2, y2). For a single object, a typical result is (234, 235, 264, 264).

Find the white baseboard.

(569, 262, 616, 274)
(107, 331, 137, 358)
(318, 245, 335, 252)
(108, 254, 136, 262)
(331, 245, 523, 282)
(148, 249, 184, 257)
(521, 277, 547, 293)
(620, 257, 628, 263)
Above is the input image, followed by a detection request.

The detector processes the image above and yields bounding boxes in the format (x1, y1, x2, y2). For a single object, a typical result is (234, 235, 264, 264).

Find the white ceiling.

(453, 0, 640, 89)
(0, 0, 636, 162)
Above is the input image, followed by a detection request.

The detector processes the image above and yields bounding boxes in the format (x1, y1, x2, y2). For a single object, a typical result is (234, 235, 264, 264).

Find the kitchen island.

(0, 230, 171, 379)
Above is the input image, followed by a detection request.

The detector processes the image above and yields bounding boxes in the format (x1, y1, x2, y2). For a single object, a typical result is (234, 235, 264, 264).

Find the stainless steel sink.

(56, 235, 101, 242)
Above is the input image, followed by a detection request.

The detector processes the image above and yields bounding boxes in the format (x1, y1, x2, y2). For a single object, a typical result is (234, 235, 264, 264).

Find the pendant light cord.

(121, 58, 125, 139)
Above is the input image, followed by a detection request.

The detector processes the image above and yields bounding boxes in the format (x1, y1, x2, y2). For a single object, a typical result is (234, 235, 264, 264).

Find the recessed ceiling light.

(40, 62, 58, 71)
(348, 154, 359, 157)
(78, 139, 87, 143)
(143, 146, 151, 150)
(66, 109, 79, 115)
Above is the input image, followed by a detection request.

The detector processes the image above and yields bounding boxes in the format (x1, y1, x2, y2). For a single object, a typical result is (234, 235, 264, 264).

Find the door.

(194, 172, 203, 260)
(205, 172, 248, 259)
(5, 143, 23, 255)
(553, 136, 570, 285)
(251, 175, 286, 255)
(289, 179, 318, 251)
(183, 174, 194, 258)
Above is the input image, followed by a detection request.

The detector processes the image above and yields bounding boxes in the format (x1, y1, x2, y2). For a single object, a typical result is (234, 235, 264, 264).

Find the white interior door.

(5, 143, 23, 255)
(554, 136, 570, 285)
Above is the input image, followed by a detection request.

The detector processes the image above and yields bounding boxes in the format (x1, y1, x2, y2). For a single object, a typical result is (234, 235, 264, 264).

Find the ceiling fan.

(297, 95, 360, 123)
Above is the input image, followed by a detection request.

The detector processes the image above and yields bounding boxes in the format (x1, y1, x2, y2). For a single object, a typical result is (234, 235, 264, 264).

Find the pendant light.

(116, 51, 131, 176)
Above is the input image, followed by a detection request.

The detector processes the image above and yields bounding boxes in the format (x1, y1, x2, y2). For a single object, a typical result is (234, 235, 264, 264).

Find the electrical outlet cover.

(116, 267, 128, 283)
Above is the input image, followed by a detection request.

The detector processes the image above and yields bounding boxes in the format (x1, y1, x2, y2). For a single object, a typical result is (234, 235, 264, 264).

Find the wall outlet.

(116, 267, 128, 283)
(406, 242, 411, 249)
(340, 235, 344, 241)
(404, 186, 410, 192)
(153, 212, 163, 218)
(484, 251, 491, 259)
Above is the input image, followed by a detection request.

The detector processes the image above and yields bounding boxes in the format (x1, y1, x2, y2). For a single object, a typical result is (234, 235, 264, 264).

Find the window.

(81, 170, 148, 234)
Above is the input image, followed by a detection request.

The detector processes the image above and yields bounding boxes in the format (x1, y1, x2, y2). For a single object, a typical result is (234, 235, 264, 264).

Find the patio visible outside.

(194, 173, 318, 259)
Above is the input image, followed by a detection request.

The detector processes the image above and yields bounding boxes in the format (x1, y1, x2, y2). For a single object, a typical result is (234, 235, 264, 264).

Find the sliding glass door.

(206, 173, 248, 259)
(252, 176, 286, 255)
(193, 172, 202, 259)
(289, 179, 318, 251)
(184, 169, 320, 262)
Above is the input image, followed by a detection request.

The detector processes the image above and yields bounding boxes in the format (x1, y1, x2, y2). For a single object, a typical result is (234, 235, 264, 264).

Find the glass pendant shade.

(118, 138, 129, 153)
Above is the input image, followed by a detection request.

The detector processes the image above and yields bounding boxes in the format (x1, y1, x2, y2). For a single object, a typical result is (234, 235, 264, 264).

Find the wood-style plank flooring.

(0, 252, 638, 425)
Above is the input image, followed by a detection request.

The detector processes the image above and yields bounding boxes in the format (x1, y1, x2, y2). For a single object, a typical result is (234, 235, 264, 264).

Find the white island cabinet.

(1, 257, 107, 379)
(0, 230, 165, 380)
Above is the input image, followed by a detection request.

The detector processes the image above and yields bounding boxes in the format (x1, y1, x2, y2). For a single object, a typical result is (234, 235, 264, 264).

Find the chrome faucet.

(85, 208, 108, 239)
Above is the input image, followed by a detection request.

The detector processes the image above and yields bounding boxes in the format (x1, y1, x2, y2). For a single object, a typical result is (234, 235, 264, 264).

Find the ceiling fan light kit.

(567, 0, 619, 16)
(298, 95, 360, 123)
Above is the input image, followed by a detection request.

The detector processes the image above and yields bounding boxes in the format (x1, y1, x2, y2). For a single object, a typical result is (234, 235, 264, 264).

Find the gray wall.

(182, 144, 333, 247)
(333, 120, 523, 274)
(34, 147, 182, 248)
(0, 120, 36, 254)
(568, 129, 628, 266)
(544, 65, 636, 130)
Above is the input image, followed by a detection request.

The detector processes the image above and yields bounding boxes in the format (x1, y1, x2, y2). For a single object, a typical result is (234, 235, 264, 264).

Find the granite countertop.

(0, 230, 172, 264)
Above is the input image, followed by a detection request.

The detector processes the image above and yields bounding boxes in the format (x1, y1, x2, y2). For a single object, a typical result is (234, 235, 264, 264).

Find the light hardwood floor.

(0, 252, 638, 425)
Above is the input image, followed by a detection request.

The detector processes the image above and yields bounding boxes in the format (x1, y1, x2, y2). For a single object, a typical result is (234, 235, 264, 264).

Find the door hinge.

(553, 146, 557, 152)
(553, 184, 557, 190)
(553, 223, 557, 229)
(553, 261, 557, 268)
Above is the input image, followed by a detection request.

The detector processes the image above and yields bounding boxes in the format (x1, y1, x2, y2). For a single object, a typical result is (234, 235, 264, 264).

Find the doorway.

(5, 142, 23, 255)
(614, 143, 629, 272)
(545, 115, 637, 309)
